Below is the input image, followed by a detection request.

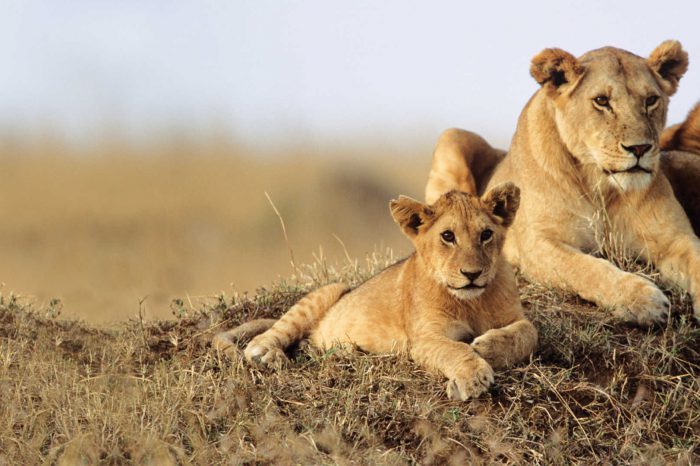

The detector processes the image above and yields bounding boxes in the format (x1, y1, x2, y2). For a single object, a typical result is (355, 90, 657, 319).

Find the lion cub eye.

(440, 230, 455, 243)
(480, 229, 493, 243)
(645, 95, 659, 107)
(593, 95, 610, 107)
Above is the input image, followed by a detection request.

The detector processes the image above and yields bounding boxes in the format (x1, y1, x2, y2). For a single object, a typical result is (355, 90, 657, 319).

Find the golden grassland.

(1, 254, 699, 464)
(0, 136, 428, 323)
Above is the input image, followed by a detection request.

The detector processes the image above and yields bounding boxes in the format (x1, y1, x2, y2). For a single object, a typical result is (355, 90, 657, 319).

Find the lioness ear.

(530, 48, 584, 94)
(481, 183, 520, 227)
(389, 196, 434, 238)
(648, 40, 688, 96)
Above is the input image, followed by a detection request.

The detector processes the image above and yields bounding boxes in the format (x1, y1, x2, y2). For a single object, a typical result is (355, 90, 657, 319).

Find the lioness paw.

(244, 342, 289, 369)
(446, 359, 494, 401)
(614, 279, 669, 326)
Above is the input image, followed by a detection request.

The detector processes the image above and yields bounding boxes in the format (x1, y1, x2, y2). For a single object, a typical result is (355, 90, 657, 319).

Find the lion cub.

(214, 184, 537, 400)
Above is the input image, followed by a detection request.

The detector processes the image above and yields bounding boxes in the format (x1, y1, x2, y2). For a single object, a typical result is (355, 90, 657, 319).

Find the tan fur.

(661, 102, 700, 153)
(212, 318, 278, 357)
(425, 129, 506, 196)
(215, 187, 537, 400)
(660, 102, 700, 234)
(426, 41, 700, 324)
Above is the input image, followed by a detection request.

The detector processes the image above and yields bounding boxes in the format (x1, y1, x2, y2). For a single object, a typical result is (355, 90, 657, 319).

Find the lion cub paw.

(471, 333, 499, 362)
(614, 279, 669, 326)
(244, 342, 289, 369)
(446, 359, 494, 401)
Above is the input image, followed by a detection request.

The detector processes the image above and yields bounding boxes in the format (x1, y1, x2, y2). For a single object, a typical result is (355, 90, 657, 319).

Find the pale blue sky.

(0, 1, 698, 149)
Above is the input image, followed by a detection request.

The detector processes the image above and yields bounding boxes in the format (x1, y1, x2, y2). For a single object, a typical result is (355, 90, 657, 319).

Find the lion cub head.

(390, 184, 520, 299)
(530, 41, 688, 192)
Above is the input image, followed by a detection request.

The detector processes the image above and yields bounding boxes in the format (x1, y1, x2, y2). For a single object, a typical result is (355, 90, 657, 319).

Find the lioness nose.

(621, 143, 652, 158)
(460, 269, 482, 281)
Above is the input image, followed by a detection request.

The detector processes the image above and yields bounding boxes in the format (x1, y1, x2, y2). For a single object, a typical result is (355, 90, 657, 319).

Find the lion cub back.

(310, 258, 412, 353)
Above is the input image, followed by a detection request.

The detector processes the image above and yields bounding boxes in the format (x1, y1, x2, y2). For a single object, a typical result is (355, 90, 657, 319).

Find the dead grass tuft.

(1, 253, 699, 464)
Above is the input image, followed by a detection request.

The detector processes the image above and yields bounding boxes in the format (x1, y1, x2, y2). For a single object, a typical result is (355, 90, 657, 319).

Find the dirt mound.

(1, 278, 699, 464)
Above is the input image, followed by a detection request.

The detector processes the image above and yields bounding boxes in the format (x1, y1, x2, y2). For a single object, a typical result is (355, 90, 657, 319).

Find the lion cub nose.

(621, 143, 652, 158)
(460, 269, 482, 281)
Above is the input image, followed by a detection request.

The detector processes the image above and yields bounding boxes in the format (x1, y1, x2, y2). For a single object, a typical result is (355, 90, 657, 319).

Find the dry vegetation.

(1, 252, 699, 464)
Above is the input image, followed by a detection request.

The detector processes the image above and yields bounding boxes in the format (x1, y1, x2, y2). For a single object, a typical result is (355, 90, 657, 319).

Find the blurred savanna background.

(0, 135, 427, 322)
(1, 1, 699, 323)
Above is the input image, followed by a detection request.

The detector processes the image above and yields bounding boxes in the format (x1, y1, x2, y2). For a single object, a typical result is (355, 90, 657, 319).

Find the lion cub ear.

(648, 40, 688, 96)
(530, 48, 584, 94)
(389, 196, 434, 238)
(481, 183, 520, 227)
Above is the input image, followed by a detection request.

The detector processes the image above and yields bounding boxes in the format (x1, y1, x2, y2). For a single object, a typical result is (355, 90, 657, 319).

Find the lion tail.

(425, 129, 506, 204)
(661, 101, 700, 154)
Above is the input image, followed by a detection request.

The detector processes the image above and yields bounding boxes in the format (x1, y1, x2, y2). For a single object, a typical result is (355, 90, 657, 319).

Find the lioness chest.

(511, 193, 607, 254)
(567, 206, 610, 254)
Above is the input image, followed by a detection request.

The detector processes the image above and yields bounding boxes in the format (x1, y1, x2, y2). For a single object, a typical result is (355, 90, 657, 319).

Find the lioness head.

(530, 40, 688, 191)
(390, 184, 520, 299)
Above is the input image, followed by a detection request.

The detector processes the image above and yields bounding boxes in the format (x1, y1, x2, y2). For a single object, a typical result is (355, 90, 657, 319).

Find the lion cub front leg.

(410, 329, 494, 401)
(471, 319, 538, 369)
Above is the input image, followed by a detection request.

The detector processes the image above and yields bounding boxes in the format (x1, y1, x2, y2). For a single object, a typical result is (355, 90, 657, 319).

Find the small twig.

(138, 296, 149, 349)
(265, 191, 297, 271)
(332, 233, 353, 264)
(189, 318, 231, 341)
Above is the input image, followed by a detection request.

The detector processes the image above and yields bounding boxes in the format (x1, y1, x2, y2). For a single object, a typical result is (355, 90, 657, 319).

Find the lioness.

(214, 186, 538, 400)
(425, 41, 700, 324)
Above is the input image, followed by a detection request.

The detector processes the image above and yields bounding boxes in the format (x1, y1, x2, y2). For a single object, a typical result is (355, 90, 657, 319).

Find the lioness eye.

(594, 95, 610, 107)
(440, 230, 455, 243)
(645, 95, 659, 107)
(480, 229, 493, 243)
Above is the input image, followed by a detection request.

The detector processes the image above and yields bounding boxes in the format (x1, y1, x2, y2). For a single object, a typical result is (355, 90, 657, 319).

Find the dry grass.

(1, 252, 698, 465)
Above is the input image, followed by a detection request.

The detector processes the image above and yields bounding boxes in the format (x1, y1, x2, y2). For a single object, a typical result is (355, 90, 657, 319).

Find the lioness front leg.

(521, 239, 669, 325)
(410, 333, 494, 400)
(630, 185, 700, 323)
(654, 238, 700, 322)
(471, 319, 538, 369)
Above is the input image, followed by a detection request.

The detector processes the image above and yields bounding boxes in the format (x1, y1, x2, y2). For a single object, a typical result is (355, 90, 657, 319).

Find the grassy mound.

(1, 257, 699, 464)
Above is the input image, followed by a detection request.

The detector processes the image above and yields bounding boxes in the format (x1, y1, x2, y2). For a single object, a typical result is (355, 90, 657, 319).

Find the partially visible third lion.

(214, 186, 537, 400)
(661, 102, 700, 234)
